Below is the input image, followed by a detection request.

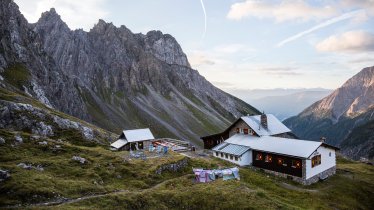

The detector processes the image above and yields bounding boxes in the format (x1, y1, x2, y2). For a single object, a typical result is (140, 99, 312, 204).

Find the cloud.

(342, 0, 374, 16)
(276, 9, 365, 47)
(348, 57, 374, 64)
(316, 31, 374, 52)
(212, 81, 235, 88)
(188, 53, 216, 67)
(188, 43, 254, 68)
(214, 44, 252, 54)
(256, 66, 302, 77)
(14, 0, 108, 31)
(227, 0, 336, 22)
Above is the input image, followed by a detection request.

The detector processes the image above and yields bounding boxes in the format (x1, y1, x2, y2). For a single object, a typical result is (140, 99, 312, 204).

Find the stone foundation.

(251, 166, 336, 185)
(303, 166, 336, 185)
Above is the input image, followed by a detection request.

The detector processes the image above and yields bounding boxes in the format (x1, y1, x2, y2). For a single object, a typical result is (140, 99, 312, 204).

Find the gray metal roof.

(241, 114, 291, 136)
(212, 143, 250, 156)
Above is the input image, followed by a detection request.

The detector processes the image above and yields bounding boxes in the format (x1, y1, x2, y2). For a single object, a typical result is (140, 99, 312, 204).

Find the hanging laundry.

(222, 169, 235, 181)
(231, 167, 240, 180)
(193, 167, 239, 183)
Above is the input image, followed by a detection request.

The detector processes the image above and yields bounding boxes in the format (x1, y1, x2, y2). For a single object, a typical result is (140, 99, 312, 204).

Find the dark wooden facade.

(201, 132, 229, 149)
(117, 132, 145, 150)
(252, 150, 303, 177)
(200, 116, 298, 149)
(201, 118, 259, 149)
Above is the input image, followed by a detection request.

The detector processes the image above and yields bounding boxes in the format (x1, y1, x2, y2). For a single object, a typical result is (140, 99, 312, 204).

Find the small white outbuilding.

(110, 128, 155, 151)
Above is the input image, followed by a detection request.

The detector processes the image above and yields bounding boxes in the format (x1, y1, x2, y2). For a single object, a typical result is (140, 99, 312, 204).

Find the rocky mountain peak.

(36, 8, 69, 30)
(284, 65, 374, 146)
(144, 30, 190, 67)
(1, 0, 260, 145)
(42, 8, 58, 18)
(92, 19, 114, 32)
(342, 66, 374, 89)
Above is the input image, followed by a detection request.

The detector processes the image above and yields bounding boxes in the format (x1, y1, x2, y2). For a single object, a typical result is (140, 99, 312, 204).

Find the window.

(215, 152, 219, 156)
(236, 128, 240, 133)
(235, 156, 238, 161)
(265, 155, 272, 163)
(230, 155, 233, 160)
(312, 155, 321, 167)
(243, 128, 248, 134)
(256, 153, 263, 160)
(225, 153, 228, 159)
(220, 153, 224, 157)
(291, 160, 301, 168)
(277, 158, 287, 166)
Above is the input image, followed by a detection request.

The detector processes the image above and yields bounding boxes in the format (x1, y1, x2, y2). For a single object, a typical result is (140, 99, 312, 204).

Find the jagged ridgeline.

(284, 66, 374, 160)
(0, 0, 259, 146)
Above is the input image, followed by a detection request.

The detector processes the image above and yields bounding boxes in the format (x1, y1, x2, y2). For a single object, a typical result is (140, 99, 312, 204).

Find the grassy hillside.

(0, 83, 372, 210)
(0, 130, 373, 209)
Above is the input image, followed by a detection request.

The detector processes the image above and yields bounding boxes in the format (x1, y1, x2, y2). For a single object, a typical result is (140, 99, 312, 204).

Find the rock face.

(284, 67, 374, 159)
(0, 0, 259, 146)
(340, 120, 374, 160)
(292, 67, 374, 121)
(0, 1, 88, 120)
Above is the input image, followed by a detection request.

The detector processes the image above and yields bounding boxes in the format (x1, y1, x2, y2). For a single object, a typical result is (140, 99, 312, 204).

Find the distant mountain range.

(284, 66, 374, 160)
(228, 88, 332, 120)
(0, 0, 259, 146)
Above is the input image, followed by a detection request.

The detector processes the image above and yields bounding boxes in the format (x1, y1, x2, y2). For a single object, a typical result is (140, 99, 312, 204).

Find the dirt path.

(279, 182, 319, 193)
(4, 174, 192, 209)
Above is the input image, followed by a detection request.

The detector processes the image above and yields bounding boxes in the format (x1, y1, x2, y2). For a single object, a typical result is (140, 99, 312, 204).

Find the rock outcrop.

(0, 99, 112, 143)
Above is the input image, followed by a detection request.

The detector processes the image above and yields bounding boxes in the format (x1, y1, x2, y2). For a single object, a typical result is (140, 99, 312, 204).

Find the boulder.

(0, 169, 10, 181)
(17, 163, 33, 170)
(82, 126, 94, 140)
(35, 165, 44, 171)
(15, 135, 23, 143)
(72, 156, 86, 164)
(32, 122, 54, 136)
(38, 141, 48, 145)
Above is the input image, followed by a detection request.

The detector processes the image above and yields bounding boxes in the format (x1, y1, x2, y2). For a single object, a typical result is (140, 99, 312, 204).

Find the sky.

(14, 0, 374, 92)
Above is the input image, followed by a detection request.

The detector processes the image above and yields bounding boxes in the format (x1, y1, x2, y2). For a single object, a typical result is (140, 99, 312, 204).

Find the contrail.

(276, 9, 365, 47)
(200, 0, 207, 39)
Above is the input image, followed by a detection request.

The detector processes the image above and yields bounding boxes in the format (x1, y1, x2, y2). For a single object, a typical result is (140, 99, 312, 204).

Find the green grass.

(0, 130, 188, 207)
(2, 63, 30, 90)
(0, 87, 372, 209)
(58, 156, 374, 210)
(0, 128, 373, 210)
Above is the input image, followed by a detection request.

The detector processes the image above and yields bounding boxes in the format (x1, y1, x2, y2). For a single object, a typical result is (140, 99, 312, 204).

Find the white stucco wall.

(305, 146, 336, 179)
(212, 150, 252, 166)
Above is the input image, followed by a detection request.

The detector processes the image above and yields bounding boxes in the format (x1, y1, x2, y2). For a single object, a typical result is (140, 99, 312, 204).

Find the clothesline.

(193, 167, 240, 183)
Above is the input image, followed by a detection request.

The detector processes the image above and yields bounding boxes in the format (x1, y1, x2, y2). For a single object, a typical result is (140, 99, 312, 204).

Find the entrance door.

(130, 143, 137, 151)
(138, 142, 144, 150)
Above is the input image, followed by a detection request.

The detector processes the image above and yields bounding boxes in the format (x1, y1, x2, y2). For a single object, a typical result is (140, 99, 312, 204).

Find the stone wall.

(155, 157, 189, 175)
(303, 166, 336, 185)
(251, 165, 336, 185)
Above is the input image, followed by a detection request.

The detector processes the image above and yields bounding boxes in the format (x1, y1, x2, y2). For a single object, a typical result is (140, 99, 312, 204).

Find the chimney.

(320, 137, 326, 143)
(261, 111, 268, 129)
